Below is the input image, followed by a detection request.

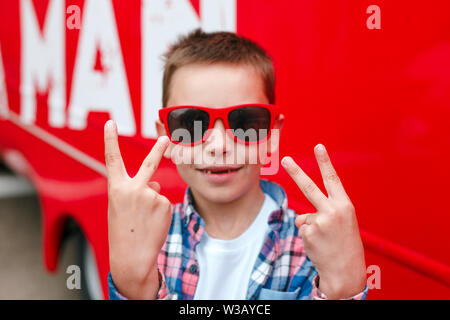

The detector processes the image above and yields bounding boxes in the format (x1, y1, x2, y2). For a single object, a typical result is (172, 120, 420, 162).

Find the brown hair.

(161, 28, 275, 107)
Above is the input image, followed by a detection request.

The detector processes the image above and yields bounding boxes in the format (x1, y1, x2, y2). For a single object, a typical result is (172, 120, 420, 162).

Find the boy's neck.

(190, 181, 265, 240)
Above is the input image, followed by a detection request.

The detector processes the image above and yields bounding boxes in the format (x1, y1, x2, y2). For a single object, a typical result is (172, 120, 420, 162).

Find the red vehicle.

(0, 0, 449, 299)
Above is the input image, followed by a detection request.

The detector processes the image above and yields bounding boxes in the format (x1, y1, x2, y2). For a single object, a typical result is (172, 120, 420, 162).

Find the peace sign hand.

(281, 144, 366, 299)
(105, 120, 172, 300)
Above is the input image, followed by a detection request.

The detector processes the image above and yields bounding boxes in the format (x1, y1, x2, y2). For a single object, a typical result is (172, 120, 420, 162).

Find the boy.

(105, 29, 368, 300)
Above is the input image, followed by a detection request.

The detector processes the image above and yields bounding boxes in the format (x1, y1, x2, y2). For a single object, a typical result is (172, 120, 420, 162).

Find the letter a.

(367, 264, 381, 289)
(366, 5, 381, 30)
(66, 5, 81, 30)
(66, 265, 81, 290)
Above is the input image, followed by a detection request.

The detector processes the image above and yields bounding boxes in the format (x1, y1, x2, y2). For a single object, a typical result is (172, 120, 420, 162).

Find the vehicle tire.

(77, 234, 104, 300)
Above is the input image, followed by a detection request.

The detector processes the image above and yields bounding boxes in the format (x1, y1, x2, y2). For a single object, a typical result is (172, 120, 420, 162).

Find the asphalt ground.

(0, 163, 83, 299)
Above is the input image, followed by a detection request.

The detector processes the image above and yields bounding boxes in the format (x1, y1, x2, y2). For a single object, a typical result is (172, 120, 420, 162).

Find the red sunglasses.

(159, 104, 280, 146)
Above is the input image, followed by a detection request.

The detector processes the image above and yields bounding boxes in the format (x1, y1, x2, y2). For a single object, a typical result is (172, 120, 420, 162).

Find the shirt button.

(193, 223, 199, 233)
(189, 264, 198, 274)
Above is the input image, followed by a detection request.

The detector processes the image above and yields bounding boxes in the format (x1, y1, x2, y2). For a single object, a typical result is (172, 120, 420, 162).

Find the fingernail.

(281, 156, 293, 167)
(105, 120, 114, 130)
(158, 136, 169, 144)
(316, 144, 325, 153)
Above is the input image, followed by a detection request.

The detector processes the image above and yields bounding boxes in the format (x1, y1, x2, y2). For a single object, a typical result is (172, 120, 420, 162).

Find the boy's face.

(156, 63, 283, 204)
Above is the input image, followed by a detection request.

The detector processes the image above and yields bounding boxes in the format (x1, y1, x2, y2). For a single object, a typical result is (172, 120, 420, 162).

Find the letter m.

(20, 0, 65, 127)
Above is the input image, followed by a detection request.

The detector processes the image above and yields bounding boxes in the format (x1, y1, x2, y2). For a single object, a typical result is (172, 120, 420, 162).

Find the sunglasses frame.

(159, 103, 280, 146)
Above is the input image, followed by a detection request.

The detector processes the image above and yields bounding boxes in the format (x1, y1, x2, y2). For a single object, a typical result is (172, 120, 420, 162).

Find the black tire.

(76, 233, 104, 300)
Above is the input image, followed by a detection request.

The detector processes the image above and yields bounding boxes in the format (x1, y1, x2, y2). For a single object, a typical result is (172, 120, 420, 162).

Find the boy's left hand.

(281, 144, 366, 299)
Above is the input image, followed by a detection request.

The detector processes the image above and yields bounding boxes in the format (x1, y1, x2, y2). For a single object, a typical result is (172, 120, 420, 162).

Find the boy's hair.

(161, 28, 275, 107)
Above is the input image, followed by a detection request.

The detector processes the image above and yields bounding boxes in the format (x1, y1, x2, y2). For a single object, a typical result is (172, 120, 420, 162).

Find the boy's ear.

(155, 119, 172, 159)
(268, 113, 285, 154)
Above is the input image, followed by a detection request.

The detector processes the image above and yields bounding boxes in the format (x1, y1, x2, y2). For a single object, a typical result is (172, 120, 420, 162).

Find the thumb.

(147, 181, 161, 193)
(295, 213, 315, 229)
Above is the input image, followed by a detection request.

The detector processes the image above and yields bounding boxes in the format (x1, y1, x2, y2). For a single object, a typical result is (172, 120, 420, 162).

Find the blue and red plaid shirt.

(108, 179, 368, 300)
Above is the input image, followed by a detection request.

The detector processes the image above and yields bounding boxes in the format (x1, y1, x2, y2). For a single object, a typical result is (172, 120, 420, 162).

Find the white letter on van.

(20, 0, 65, 127)
(0, 44, 9, 119)
(68, 0, 135, 136)
(141, 0, 236, 138)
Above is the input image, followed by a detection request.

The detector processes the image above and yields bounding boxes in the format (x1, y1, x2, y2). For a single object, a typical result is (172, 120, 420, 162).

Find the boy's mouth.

(196, 165, 243, 183)
(196, 166, 243, 174)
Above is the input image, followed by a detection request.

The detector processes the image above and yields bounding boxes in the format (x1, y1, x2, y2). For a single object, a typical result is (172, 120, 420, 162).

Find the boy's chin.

(177, 164, 262, 204)
(191, 183, 249, 204)
(190, 172, 260, 204)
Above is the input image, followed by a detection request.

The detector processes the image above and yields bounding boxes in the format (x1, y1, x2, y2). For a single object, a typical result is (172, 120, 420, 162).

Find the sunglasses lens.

(167, 108, 210, 143)
(228, 106, 271, 142)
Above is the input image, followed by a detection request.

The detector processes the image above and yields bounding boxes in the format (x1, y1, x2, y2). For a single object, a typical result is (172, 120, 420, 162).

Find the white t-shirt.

(193, 193, 278, 300)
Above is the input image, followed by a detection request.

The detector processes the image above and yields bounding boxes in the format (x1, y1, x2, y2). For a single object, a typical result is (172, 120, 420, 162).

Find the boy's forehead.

(167, 62, 268, 108)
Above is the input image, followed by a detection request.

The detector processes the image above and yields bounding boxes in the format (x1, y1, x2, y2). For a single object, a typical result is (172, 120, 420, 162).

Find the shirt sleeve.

(310, 275, 369, 300)
(107, 268, 172, 300)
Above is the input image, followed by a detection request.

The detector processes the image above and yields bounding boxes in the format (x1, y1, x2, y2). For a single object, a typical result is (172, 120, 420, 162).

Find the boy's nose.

(204, 119, 231, 157)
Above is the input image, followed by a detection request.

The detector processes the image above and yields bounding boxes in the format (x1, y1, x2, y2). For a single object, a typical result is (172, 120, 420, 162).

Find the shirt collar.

(180, 179, 288, 231)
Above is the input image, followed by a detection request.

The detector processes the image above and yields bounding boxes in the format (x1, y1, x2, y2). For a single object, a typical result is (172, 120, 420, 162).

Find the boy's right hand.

(104, 120, 172, 299)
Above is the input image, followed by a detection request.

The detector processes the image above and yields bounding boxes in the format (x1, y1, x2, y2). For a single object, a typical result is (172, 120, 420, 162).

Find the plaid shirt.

(108, 180, 369, 300)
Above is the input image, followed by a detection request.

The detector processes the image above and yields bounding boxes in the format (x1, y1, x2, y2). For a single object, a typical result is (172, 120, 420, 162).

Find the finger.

(281, 156, 330, 211)
(298, 224, 309, 239)
(295, 213, 315, 229)
(136, 136, 170, 185)
(314, 144, 348, 200)
(104, 120, 126, 183)
(147, 181, 161, 193)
